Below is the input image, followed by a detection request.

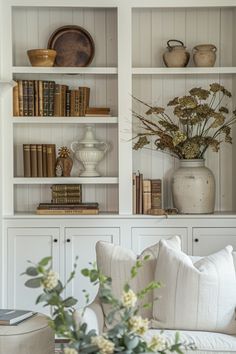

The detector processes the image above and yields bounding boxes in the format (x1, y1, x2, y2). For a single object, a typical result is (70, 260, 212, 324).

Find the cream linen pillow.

(96, 236, 181, 325)
(152, 240, 236, 334)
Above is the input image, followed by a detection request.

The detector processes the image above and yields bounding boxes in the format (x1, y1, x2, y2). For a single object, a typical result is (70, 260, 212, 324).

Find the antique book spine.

(51, 184, 81, 192)
(79, 87, 90, 116)
(86, 107, 110, 114)
(52, 197, 82, 204)
(66, 89, 71, 116)
(22, 80, 28, 116)
(48, 81, 55, 116)
(151, 179, 162, 209)
(135, 174, 140, 214)
(37, 144, 43, 177)
(52, 191, 81, 198)
(34, 81, 39, 116)
(132, 172, 136, 214)
(13, 81, 19, 116)
(143, 179, 151, 214)
(46, 144, 56, 177)
(28, 80, 35, 116)
(23, 144, 31, 177)
(38, 202, 98, 209)
(42, 144, 47, 177)
(61, 85, 68, 117)
(70, 90, 80, 116)
(139, 173, 143, 214)
(54, 84, 61, 116)
(37, 209, 99, 215)
(38, 80, 43, 116)
(18, 80, 24, 116)
(43, 81, 49, 116)
(30, 144, 38, 177)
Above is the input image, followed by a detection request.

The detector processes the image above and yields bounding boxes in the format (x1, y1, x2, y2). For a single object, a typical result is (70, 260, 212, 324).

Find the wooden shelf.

(12, 117, 118, 124)
(12, 67, 118, 75)
(132, 67, 236, 75)
(13, 177, 119, 185)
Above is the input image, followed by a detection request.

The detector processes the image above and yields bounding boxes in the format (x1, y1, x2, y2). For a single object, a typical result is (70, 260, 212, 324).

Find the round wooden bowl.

(27, 49, 57, 67)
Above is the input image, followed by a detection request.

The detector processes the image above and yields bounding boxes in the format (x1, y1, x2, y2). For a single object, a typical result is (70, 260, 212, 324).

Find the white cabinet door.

(65, 228, 120, 307)
(131, 227, 188, 254)
(7, 228, 60, 312)
(193, 228, 236, 256)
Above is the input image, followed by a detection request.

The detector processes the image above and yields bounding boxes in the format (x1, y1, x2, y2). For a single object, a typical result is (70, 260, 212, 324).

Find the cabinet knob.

(53, 239, 58, 243)
(66, 239, 71, 243)
(194, 238, 199, 243)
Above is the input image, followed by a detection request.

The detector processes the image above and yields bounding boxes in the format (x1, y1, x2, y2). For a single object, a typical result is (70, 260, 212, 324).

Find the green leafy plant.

(133, 83, 236, 159)
(23, 256, 195, 354)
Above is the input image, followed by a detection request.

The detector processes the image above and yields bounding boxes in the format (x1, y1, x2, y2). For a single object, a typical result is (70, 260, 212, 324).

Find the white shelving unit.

(12, 117, 118, 124)
(12, 67, 118, 74)
(132, 67, 236, 75)
(13, 177, 119, 185)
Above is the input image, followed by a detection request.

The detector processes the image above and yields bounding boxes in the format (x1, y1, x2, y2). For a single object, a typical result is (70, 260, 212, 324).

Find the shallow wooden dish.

(47, 25, 95, 67)
(27, 49, 57, 67)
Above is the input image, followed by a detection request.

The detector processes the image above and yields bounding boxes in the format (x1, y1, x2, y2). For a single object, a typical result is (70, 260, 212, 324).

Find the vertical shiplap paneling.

(132, 7, 233, 210)
(12, 7, 118, 213)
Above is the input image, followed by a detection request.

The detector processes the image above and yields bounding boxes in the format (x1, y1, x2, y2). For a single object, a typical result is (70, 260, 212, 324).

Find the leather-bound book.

(54, 84, 61, 116)
(23, 144, 31, 177)
(37, 144, 43, 177)
(139, 173, 143, 214)
(43, 81, 49, 116)
(28, 80, 35, 116)
(79, 87, 90, 116)
(143, 179, 151, 214)
(13, 81, 19, 116)
(42, 144, 47, 177)
(132, 172, 136, 214)
(22, 80, 28, 116)
(135, 174, 140, 214)
(70, 90, 80, 116)
(38, 80, 43, 116)
(61, 85, 67, 116)
(34, 81, 39, 116)
(48, 81, 55, 116)
(151, 179, 162, 209)
(18, 80, 24, 116)
(51, 184, 81, 192)
(46, 144, 56, 177)
(30, 144, 37, 177)
(66, 89, 71, 116)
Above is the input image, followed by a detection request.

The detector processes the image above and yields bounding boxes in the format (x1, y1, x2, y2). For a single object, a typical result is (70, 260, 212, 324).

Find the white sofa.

(83, 238, 236, 354)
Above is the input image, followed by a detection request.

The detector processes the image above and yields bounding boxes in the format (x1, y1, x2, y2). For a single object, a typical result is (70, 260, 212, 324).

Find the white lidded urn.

(71, 125, 109, 177)
(171, 159, 215, 214)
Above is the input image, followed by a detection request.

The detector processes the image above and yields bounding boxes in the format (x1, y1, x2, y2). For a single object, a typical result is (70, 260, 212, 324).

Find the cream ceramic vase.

(71, 125, 109, 177)
(193, 44, 217, 67)
(171, 159, 215, 214)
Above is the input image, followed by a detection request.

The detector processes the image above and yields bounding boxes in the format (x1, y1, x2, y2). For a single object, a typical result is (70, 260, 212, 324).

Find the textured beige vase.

(193, 44, 217, 67)
(171, 159, 215, 214)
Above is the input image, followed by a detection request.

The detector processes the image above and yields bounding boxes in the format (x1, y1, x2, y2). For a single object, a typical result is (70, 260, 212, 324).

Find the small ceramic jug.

(163, 39, 190, 67)
(193, 44, 217, 67)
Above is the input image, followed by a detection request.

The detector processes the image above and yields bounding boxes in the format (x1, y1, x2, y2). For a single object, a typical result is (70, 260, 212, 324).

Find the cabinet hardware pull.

(194, 238, 199, 242)
(53, 239, 58, 243)
(66, 239, 71, 243)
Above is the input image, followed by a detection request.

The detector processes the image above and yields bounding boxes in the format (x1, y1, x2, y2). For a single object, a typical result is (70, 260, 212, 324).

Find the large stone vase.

(171, 159, 215, 214)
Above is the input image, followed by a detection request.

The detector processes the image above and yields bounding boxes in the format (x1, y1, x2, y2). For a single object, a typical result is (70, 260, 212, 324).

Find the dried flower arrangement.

(133, 83, 236, 159)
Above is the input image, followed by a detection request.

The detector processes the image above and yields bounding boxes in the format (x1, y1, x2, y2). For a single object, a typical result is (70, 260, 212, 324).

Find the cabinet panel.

(7, 228, 60, 312)
(131, 227, 188, 254)
(193, 228, 236, 256)
(65, 227, 120, 307)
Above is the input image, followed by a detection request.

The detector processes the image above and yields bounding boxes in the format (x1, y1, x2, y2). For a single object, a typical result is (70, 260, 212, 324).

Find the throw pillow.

(152, 240, 236, 334)
(96, 235, 181, 327)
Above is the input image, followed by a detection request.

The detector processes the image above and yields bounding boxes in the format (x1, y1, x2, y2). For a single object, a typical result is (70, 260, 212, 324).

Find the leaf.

(25, 266, 39, 276)
(124, 335, 139, 350)
(63, 296, 78, 307)
(81, 268, 90, 277)
(123, 283, 130, 292)
(89, 269, 98, 282)
(39, 257, 52, 267)
(25, 277, 42, 288)
(36, 293, 51, 304)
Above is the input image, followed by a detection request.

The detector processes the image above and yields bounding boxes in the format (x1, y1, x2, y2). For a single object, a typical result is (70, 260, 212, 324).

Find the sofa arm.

(85, 297, 104, 334)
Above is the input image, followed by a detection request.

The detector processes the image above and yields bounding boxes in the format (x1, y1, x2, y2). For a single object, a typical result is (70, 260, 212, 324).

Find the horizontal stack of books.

(133, 172, 162, 214)
(51, 184, 82, 204)
(23, 144, 56, 177)
(13, 80, 111, 118)
(36, 184, 99, 215)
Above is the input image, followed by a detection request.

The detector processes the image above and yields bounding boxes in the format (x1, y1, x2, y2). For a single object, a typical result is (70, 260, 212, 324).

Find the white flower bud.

(64, 347, 77, 354)
(92, 336, 114, 354)
(148, 334, 166, 351)
(121, 289, 137, 308)
(128, 316, 149, 336)
(43, 270, 59, 290)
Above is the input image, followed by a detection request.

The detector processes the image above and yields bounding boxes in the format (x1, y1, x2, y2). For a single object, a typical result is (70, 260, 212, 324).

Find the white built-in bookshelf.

(1, 0, 236, 217)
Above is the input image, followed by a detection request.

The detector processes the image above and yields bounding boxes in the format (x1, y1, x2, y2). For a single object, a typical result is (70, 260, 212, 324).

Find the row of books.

(23, 144, 56, 177)
(51, 184, 82, 204)
(13, 80, 111, 117)
(133, 172, 162, 214)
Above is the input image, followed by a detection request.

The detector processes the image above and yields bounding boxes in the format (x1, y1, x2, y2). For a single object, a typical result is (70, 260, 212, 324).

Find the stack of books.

(133, 172, 162, 214)
(51, 184, 82, 204)
(36, 202, 99, 215)
(0, 309, 36, 325)
(13, 80, 110, 118)
(23, 144, 56, 177)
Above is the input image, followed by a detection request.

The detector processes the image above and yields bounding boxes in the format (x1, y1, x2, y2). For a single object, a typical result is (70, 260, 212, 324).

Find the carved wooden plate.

(47, 25, 95, 67)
